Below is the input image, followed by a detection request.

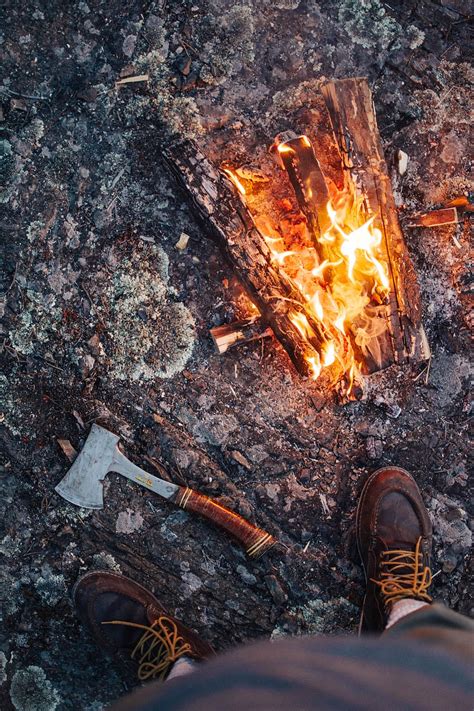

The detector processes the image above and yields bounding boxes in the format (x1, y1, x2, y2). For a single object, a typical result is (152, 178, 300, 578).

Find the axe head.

(55, 424, 120, 509)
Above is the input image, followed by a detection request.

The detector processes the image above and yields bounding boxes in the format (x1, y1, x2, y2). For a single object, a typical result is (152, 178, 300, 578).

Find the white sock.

(167, 655, 197, 681)
(386, 599, 429, 629)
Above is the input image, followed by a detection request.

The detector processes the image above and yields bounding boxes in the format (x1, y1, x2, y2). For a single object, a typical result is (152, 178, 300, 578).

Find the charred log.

(163, 142, 329, 377)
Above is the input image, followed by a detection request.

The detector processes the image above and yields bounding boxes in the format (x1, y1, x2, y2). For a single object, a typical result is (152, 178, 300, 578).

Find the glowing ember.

(223, 134, 392, 397)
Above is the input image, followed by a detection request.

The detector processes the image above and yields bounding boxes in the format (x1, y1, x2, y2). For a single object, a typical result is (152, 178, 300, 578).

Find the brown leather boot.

(73, 571, 214, 681)
(356, 466, 433, 634)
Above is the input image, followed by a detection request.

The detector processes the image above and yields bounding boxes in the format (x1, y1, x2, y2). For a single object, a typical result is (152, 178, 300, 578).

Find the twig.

(115, 74, 149, 87)
(413, 362, 430, 383)
(179, 38, 200, 57)
(2, 87, 50, 101)
(435, 86, 454, 108)
(424, 356, 432, 385)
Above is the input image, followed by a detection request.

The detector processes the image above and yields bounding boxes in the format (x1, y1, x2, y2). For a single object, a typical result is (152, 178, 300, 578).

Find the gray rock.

(80, 354, 95, 376)
(366, 436, 383, 460)
(441, 548, 458, 574)
(115, 509, 144, 534)
(122, 34, 137, 58)
(265, 574, 287, 605)
(236, 564, 257, 586)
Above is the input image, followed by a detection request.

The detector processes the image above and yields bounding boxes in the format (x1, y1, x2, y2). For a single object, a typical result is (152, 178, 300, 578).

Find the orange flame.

(226, 135, 391, 397)
(223, 168, 246, 196)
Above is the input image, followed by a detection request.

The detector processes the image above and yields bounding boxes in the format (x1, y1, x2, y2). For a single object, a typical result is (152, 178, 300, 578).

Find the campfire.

(165, 78, 430, 400)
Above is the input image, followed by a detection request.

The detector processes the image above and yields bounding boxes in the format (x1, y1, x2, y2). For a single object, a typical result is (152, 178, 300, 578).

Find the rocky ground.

(1, 1, 472, 709)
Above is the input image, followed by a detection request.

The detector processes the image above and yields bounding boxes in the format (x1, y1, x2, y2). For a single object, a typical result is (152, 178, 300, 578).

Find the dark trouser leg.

(384, 602, 474, 661)
(109, 605, 473, 711)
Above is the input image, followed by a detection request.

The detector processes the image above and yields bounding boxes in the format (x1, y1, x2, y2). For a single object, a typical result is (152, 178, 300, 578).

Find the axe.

(55, 423, 276, 558)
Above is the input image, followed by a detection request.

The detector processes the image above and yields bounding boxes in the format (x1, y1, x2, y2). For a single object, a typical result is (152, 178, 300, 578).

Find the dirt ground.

(1, 1, 472, 709)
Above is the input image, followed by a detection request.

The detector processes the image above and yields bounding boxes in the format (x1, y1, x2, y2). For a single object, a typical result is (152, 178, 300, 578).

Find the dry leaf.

(57, 438, 78, 463)
(230, 450, 252, 470)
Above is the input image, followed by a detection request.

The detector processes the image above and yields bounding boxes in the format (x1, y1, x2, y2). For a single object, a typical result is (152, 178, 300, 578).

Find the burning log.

(272, 131, 331, 246)
(163, 142, 330, 378)
(321, 78, 430, 369)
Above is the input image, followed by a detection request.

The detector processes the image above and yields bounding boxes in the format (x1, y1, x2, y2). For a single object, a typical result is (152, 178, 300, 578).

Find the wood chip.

(115, 74, 149, 87)
(57, 438, 77, 463)
(72, 410, 85, 429)
(230, 450, 252, 470)
(396, 149, 408, 176)
(152, 412, 167, 425)
(407, 207, 458, 228)
(319, 493, 330, 515)
(175, 232, 190, 250)
(10, 98, 27, 111)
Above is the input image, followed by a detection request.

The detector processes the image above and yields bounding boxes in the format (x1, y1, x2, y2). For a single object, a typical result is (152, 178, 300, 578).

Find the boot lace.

(103, 615, 193, 681)
(372, 537, 432, 607)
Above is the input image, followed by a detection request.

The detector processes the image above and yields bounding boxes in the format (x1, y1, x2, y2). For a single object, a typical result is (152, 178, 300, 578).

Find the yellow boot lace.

(371, 537, 433, 607)
(103, 616, 193, 681)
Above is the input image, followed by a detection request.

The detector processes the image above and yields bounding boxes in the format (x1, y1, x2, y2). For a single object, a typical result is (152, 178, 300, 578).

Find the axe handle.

(173, 486, 276, 558)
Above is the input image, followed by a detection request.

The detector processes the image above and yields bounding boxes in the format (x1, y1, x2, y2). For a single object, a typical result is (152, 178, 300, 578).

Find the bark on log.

(321, 78, 430, 367)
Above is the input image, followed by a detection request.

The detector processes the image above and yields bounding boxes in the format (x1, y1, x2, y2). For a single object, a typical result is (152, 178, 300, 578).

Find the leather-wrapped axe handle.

(172, 486, 276, 558)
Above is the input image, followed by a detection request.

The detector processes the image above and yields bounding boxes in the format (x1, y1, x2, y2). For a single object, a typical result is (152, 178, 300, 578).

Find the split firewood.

(271, 131, 331, 254)
(210, 317, 273, 354)
(407, 207, 459, 228)
(321, 78, 430, 370)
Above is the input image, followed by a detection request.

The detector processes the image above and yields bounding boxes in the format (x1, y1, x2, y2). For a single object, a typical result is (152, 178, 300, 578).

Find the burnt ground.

(0, 1, 472, 709)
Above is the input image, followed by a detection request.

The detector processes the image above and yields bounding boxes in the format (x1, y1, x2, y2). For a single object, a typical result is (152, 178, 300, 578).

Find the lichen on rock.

(8, 290, 61, 356)
(101, 246, 196, 381)
(338, 0, 397, 46)
(34, 568, 67, 607)
(10, 666, 61, 711)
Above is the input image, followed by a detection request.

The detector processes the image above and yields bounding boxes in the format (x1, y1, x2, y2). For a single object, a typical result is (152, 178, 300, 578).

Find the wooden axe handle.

(172, 486, 277, 558)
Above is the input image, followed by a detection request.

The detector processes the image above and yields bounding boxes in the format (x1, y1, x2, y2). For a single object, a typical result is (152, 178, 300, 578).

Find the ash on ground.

(1, 1, 472, 709)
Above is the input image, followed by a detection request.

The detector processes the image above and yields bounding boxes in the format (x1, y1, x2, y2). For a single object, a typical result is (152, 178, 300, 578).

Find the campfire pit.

(165, 78, 430, 399)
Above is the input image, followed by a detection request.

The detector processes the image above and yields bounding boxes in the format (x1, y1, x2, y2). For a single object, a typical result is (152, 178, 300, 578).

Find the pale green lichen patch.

(0, 652, 7, 686)
(271, 597, 358, 638)
(8, 290, 62, 356)
(100, 246, 196, 381)
(338, 0, 400, 50)
(337, 0, 423, 55)
(34, 568, 67, 607)
(10, 666, 61, 711)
